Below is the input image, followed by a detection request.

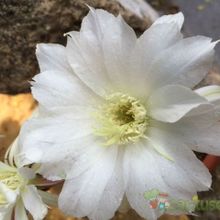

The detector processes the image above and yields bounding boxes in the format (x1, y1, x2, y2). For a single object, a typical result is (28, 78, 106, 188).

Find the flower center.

(0, 171, 23, 204)
(0, 171, 22, 191)
(94, 93, 149, 145)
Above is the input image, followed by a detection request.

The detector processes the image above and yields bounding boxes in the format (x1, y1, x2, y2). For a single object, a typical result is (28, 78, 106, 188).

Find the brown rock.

(0, 0, 152, 95)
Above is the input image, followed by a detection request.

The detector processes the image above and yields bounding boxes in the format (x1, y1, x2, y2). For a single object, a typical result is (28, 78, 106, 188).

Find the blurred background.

(0, 0, 220, 219)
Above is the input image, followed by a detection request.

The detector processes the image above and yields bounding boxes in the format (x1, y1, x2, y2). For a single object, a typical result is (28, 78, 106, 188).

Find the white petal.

(0, 162, 16, 172)
(36, 43, 72, 73)
(6, 138, 21, 168)
(32, 70, 102, 110)
(125, 20, 183, 98)
(18, 115, 94, 175)
(18, 167, 35, 180)
(137, 22, 182, 65)
(59, 145, 119, 218)
(195, 85, 220, 106)
(153, 12, 184, 29)
(148, 36, 216, 89)
(101, 15, 137, 93)
(66, 8, 136, 97)
(148, 85, 209, 123)
(0, 183, 16, 220)
(0, 182, 17, 204)
(66, 9, 113, 96)
(37, 135, 109, 181)
(147, 126, 212, 190)
(22, 185, 47, 220)
(172, 109, 220, 155)
(15, 199, 28, 220)
(88, 148, 125, 220)
(124, 127, 211, 218)
(37, 190, 58, 207)
(186, 122, 220, 155)
(19, 119, 117, 181)
(0, 205, 14, 220)
(123, 144, 161, 220)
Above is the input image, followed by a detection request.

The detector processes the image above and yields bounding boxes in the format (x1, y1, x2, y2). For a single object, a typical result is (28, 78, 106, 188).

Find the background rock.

(0, 0, 152, 94)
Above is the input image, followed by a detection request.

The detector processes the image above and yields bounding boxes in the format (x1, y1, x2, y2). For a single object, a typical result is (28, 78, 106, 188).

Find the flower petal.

(148, 85, 209, 123)
(172, 109, 220, 155)
(36, 135, 110, 181)
(148, 36, 217, 89)
(123, 144, 162, 220)
(0, 183, 16, 220)
(0, 162, 16, 172)
(101, 15, 137, 93)
(124, 126, 211, 218)
(184, 122, 220, 155)
(31, 70, 102, 110)
(66, 8, 136, 97)
(0, 205, 14, 220)
(36, 43, 72, 73)
(152, 12, 184, 29)
(127, 14, 183, 98)
(37, 190, 58, 207)
(18, 115, 93, 174)
(19, 117, 117, 181)
(58, 145, 119, 218)
(15, 199, 28, 220)
(0, 182, 17, 204)
(66, 9, 113, 96)
(18, 167, 35, 180)
(195, 85, 220, 107)
(147, 126, 212, 190)
(21, 185, 47, 220)
(88, 148, 125, 220)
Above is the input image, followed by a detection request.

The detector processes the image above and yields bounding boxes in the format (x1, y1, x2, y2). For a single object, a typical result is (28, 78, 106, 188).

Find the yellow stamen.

(0, 171, 22, 191)
(0, 169, 25, 204)
(93, 93, 149, 145)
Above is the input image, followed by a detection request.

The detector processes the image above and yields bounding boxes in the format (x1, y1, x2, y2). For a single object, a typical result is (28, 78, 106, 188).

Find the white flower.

(0, 162, 47, 220)
(18, 8, 220, 220)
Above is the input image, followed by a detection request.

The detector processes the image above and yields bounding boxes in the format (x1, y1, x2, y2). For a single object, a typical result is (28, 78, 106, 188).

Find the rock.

(0, 0, 153, 94)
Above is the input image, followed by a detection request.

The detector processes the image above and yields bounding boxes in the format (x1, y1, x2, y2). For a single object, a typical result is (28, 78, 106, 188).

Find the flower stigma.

(93, 93, 150, 146)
